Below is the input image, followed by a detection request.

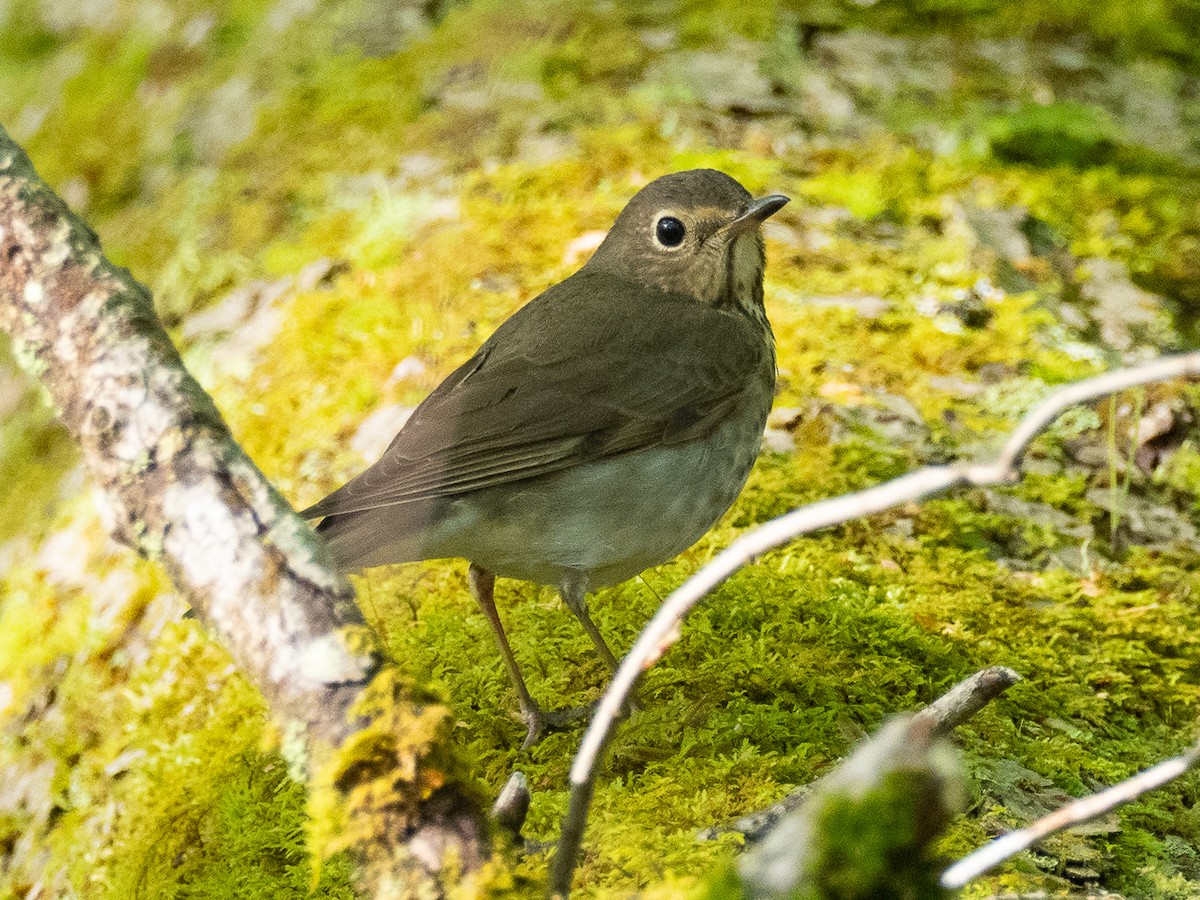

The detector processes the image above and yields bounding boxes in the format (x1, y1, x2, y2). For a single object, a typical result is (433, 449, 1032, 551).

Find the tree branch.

(550, 352, 1200, 896)
(735, 714, 962, 899)
(0, 127, 488, 895)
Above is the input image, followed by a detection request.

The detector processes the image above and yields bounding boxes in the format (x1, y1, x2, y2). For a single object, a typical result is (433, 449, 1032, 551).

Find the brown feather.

(301, 268, 769, 519)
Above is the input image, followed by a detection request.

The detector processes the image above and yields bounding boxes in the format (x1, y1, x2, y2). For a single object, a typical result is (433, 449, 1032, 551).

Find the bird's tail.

(310, 503, 442, 573)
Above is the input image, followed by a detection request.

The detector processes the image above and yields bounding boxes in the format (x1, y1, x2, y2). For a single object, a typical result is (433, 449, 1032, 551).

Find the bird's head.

(585, 169, 788, 318)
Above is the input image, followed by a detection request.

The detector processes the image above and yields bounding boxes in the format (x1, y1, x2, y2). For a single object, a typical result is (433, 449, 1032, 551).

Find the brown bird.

(302, 169, 787, 746)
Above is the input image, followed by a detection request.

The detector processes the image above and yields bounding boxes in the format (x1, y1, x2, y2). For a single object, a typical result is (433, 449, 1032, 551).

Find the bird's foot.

(517, 693, 647, 748)
(518, 701, 599, 749)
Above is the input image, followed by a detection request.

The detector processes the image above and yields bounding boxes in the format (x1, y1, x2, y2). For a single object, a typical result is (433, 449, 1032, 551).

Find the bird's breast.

(428, 376, 774, 588)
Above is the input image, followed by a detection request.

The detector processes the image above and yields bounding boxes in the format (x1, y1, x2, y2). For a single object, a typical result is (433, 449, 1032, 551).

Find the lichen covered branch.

(0, 126, 487, 894)
(0, 126, 370, 740)
(735, 715, 963, 899)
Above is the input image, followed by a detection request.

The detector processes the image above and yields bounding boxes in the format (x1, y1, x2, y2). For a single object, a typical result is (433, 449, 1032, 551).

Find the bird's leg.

(559, 569, 619, 670)
(560, 570, 641, 712)
(468, 563, 547, 748)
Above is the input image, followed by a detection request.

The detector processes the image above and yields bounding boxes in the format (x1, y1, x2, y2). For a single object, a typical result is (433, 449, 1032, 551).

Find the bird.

(302, 169, 788, 746)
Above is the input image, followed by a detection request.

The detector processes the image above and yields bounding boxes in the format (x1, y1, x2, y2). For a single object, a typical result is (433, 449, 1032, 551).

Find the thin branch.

(492, 771, 532, 841)
(985, 360, 1200, 475)
(912, 666, 1021, 738)
(550, 351, 1200, 896)
(941, 742, 1200, 888)
(0, 127, 487, 892)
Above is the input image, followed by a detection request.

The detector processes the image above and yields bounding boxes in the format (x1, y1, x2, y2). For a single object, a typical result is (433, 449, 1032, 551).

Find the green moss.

(808, 770, 951, 900)
(0, 526, 360, 897)
(308, 667, 461, 861)
(0, 400, 75, 544)
(985, 102, 1125, 169)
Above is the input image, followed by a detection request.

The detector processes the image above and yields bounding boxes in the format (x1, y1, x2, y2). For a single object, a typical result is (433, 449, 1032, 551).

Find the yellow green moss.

(307, 667, 463, 874)
(0, 506, 360, 898)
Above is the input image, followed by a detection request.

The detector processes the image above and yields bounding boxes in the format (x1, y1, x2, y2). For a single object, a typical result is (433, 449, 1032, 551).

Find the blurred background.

(2, 1, 1200, 896)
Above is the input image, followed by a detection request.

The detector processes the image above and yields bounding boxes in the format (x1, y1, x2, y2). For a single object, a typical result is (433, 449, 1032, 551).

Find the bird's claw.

(516, 694, 649, 748)
(517, 701, 600, 749)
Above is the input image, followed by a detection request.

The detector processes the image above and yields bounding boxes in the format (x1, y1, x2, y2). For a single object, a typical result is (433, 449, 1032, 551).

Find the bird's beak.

(726, 194, 790, 234)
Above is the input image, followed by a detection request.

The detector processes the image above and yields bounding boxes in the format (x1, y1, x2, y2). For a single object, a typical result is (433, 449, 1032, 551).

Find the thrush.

(302, 169, 787, 746)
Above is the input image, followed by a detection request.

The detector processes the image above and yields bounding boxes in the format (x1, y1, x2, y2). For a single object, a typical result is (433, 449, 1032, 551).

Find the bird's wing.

(301, 270, 771, 519)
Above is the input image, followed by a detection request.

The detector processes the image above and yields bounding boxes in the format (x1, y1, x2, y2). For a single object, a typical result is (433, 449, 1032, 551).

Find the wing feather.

(302, 270, 769, 519)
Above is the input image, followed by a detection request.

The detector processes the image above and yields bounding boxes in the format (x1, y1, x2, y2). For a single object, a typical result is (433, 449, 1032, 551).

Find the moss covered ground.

(3, 0, 1200, 896)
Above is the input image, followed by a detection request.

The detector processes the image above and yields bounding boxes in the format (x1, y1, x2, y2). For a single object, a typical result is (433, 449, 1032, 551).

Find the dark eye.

(655, 216, 686, 248)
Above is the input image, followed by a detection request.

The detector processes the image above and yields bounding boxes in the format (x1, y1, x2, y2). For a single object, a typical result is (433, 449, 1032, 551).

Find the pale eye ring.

(655, 216, 686, 248)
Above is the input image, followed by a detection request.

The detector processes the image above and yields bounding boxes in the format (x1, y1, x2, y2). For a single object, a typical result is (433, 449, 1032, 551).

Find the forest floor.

(3, 1, 1200, 896)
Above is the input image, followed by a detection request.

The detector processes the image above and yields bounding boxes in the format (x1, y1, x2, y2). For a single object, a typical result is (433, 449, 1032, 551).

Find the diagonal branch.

(737, 714, 961, 899)
(912, 665, 1022, 738)
(550, 351, 1200, 896)
(0, 127, 487, 895)
(941, 741, 1200, 888)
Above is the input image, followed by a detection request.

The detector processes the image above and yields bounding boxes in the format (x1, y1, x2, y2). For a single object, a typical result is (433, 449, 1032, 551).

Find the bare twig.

(942, 742, 1200, 888)
(912, 666, 1022, 737)
(550, 352, 1200, 897)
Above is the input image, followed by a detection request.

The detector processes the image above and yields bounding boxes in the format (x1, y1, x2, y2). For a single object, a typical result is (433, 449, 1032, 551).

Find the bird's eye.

(655, 216, 686, 248)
